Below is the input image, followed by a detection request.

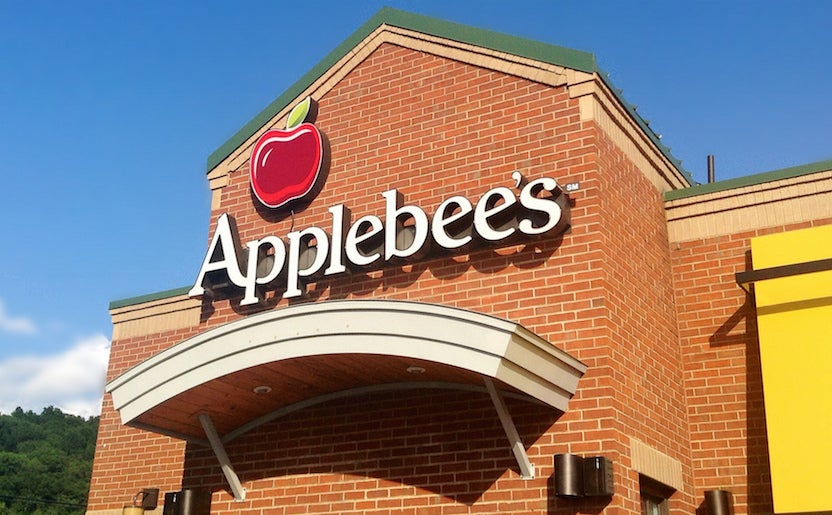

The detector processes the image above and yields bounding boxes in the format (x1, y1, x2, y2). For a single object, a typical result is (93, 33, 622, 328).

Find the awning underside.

(128, 354, 505, 441)
(106, 300, 587, 495)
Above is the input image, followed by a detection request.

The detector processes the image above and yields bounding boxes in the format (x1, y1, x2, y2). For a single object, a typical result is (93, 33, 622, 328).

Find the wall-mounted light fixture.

(704, 489, 732, 515)
(554, 454, 614, 498)
(583, 456, 614, 496)
(163, 489, 212, 515)
(554, 453, 583, 497)
(122, 488, 159, 514)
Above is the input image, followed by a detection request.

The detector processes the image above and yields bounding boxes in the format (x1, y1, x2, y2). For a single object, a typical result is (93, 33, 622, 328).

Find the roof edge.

(109, 286, 191, 310)
(596, 68, 693, 185)
(206, 7, 597, 173)
(206, 8, 690, 188)
(664, 158, 832, 201)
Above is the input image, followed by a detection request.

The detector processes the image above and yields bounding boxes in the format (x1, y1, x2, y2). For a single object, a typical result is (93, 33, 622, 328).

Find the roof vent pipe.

(707, 155, 715, 184)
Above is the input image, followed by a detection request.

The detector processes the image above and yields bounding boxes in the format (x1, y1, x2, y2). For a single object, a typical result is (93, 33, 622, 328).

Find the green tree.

(0, 407, 98, 514)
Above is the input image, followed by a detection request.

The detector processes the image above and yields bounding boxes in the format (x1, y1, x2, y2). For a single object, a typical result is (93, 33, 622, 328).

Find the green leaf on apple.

(287, 97, 312, 130)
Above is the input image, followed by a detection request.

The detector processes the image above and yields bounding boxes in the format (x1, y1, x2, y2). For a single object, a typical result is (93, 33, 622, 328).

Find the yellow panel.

(751, 224, 832, 514)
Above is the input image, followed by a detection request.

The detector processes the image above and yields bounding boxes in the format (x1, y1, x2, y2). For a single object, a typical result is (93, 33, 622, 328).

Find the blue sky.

(0, 1, 829, 417)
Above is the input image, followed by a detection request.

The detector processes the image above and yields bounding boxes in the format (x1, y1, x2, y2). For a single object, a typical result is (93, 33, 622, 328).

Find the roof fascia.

(595, 69, 692, 184)
(665, 158, 832, 201)
(110, 286, 191, 310)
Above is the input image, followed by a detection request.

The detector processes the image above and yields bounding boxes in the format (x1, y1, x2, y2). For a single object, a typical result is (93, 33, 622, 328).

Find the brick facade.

(88, 10, 832, 515)
(671, 218, 832, 514)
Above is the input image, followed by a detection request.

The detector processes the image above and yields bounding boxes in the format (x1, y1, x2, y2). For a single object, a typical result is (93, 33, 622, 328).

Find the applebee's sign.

(249, 97, 325, 208)
(189, 98, 570, 305)
(189, 176, 570, 305)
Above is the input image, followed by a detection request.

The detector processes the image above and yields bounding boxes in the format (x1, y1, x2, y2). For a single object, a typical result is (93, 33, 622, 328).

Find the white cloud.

(0, 299, 37, 334)
(0, 334, 110, 417)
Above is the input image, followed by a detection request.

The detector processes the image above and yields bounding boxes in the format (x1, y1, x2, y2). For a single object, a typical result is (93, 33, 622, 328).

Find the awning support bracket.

(198, 413, 246, 502)
(484, 377, 535, 479)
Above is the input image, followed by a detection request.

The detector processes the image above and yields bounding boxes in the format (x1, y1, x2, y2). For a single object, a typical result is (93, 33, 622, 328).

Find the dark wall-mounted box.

(163, 489, 211, 515)
(583, 456, 614, 496)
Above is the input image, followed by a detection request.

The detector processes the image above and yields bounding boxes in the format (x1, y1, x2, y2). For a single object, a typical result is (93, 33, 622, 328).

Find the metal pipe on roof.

(707, 155, 716, 183)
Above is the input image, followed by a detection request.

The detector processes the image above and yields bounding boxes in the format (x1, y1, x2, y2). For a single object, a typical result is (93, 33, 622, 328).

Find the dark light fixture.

(121, 488, 158, 514)
(705, 489, 732, 515)
(583, 456, 614, 496)
(554, 454, 614, 498)
(163, 488, 212, 515)
(554, 453, 584, 497)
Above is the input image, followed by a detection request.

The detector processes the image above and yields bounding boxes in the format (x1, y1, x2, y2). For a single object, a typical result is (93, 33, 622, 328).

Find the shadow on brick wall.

(709, 249, 772, 513)
(546, 473, 610, 515)
(181, 389, 562, 509)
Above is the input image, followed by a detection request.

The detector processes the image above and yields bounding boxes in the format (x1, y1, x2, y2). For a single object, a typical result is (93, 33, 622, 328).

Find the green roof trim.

(665, 158, 832, 201)
(206, 7, 689, 181)
(109, 286, 192, 310)
(596, 69, 690, 182)
(206, 8, 596, 172)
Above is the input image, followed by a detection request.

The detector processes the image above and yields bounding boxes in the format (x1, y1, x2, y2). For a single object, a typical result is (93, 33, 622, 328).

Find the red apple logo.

(250, 97, 325, 209)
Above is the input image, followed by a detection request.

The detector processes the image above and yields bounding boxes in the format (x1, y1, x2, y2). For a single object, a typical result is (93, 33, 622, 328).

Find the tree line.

(0, 407, 98, 514)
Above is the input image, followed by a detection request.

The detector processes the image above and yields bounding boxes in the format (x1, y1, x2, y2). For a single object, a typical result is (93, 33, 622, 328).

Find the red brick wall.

(89, 329, 198, 509)
(181, 390, 560, 514)
(594, 131, 695, 513)
(90, 41, 699, 513)
(207, 43, 595, 322)
(673, 217, 832, 514)
(88, 393, 186, 509)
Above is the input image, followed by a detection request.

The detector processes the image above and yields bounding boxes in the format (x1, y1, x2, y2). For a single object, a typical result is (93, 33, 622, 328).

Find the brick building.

(88, 9, 832, 515)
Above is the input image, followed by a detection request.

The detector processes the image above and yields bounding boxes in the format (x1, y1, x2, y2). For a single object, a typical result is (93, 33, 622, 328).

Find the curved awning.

(107, 299, 586, 443)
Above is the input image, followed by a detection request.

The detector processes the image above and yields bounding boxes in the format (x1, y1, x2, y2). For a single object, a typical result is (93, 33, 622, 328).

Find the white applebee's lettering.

(518, 177, 564, 235)
(189, 175, 569, 303)
(285, 226, 329, 299)
(474, 186, 517, 241)
(323, 204, 349, 275)
(243, 235, 284, 305)
(432, 196, 473, 249)
(189, 213, 247, 296)
(345, 214, 383, 267)
(383, 189, 430, 260)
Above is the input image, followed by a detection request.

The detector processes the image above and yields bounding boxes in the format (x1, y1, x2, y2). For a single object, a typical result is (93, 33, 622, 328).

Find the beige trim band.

(630, 437, 684, 491)
(110, 293, 201, 340)
(666, 169, 832, 243)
